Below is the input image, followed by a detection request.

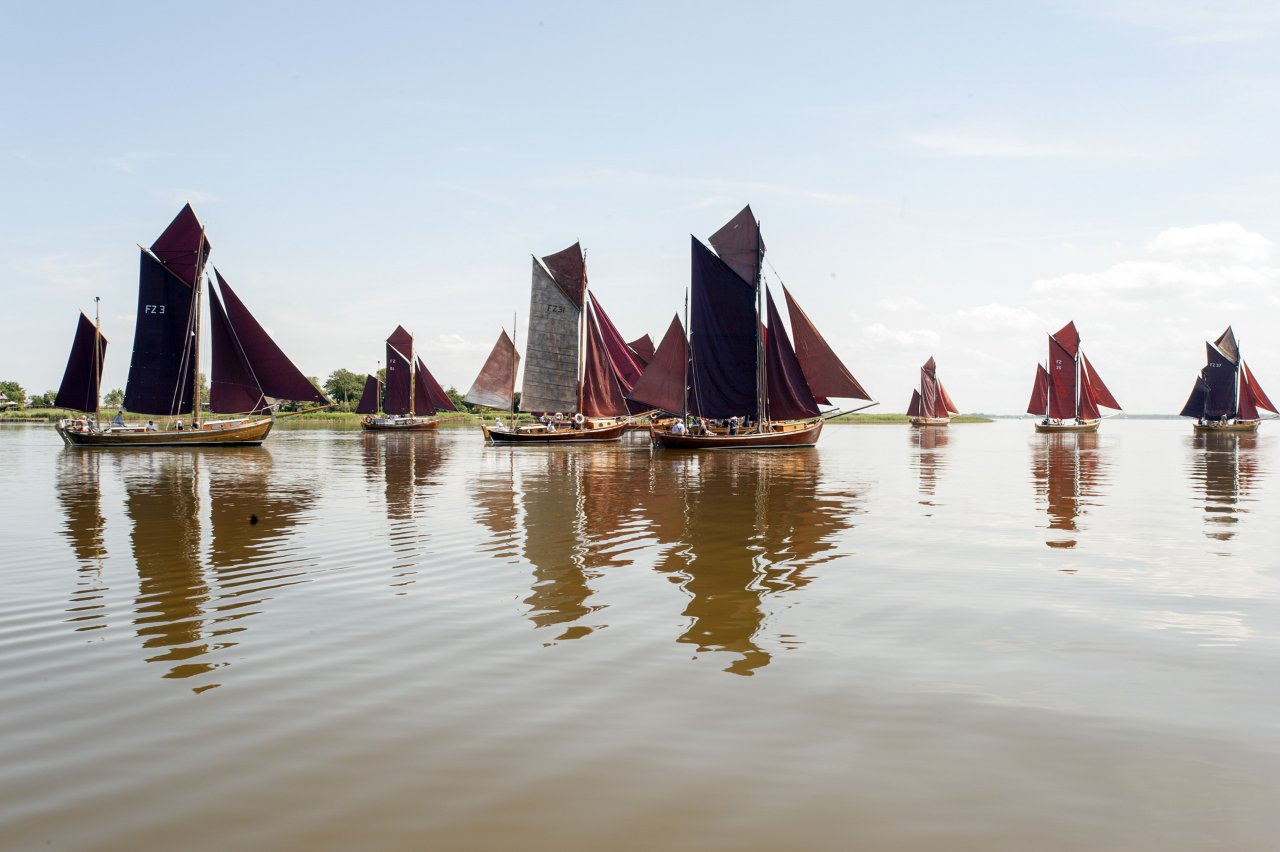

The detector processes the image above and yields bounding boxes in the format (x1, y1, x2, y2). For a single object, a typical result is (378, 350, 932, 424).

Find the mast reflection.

(909, 426, 950, 508)
(1189, 432, 1262, 543)
(1031, 433, 1108, 552)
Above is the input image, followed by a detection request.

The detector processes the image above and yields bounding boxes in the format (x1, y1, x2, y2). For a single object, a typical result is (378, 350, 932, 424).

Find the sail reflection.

(910, 426, 950, 507)
(361, 433, 448, 590)
(55, 451, 109, 633)
(1031, 433, 1108, 551)
(1189, 432, 1263, 542)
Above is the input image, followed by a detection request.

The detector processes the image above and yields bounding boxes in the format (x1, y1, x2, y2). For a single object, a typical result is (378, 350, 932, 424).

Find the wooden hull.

(1034, 419, 1100, 434)
(57, 416, 274, 447)
(483, 420, 627, 443)
(653, 418, 823, 449)
(1193, 419, 1260, 434)
(361, 416, 439, 432)
(910, 416, 950, 427)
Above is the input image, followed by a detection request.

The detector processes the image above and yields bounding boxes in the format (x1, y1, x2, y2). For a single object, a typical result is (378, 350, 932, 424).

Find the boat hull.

(909, 416, 950, 427)
(56, 416, 274, 447)
(483, 420, 627, 443)
(1033, 419, 1100, 434)
(653, 418, 824, 449)
(1192, 419, 1260, 434)
(361, 416, 439, 432)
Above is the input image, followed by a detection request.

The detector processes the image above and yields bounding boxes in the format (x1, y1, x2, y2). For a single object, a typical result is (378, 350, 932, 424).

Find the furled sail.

(521, 251, 581, 414)
(414, 356, 456, 414)
(54, 313, 107, 413)
(764, 287, 818, 420)
(355, 374, 381, 415)
(385, 325, 414, 415)
(628, 334, 656, 366)
(464, 329, 520, 410)
(1027, 364, 1050, 416)
(919, 357, 941, 418)
(689, 236, 757, 418)
(782, 284, 870, 402)
(580, 305, 629, 417)
(628, 315, 689, 415)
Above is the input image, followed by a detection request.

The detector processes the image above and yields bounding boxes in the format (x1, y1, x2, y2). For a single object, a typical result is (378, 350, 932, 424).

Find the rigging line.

(168, 271, 201, 418)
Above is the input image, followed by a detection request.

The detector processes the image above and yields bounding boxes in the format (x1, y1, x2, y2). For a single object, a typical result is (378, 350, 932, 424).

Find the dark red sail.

(906, 389, 923, 417)
(764, 287, 818, 420)
(414, 357, 456, 413)
(1242, 362, 1277, 414)
(384, 325, 414, 415)
(1202, 341, 1237, 419)
(708, 205, 763, 287)
(1214, 326, 1240, 365)
(689, 236, 757, 418)
(1238, 376, 1260, 420)
(1077, 375, 1101, 421)
(937, 381, 960, 415)
(124, 249, 197, 415)
(150, 203, 210, 289)
(215, 272, 327, 406)
(628, 314, 689, 415)
(783, 285, 871, 402)
(54, 313, 107, 413)
(1180, 372, 1211, 418)
(540, 242, 587, 310)
(580, 306, 629, 417)
(463, 329, 520, 410)
(355, 374, 381, 415)
(1052, 321, 1080, 359)
(1047, 336, 1076, 420)
(1079, 353, 1121, 411)
(628, 335, 656, 366)
(208, 284, 269, 414)
(589, 295, 644, 391)
(1027, 364, 1050, 416)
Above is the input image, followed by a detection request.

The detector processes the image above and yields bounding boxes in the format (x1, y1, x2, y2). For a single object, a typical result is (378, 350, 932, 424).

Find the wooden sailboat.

(906, 356, 959, 426)
(1181, 326, 1277, 433)
(1026, 321, 1121, 433)
(359, 325, 456, 431)
(56, 205, 330, 447)
(466, 242, 629, 443)
(640, 205, 872, 449)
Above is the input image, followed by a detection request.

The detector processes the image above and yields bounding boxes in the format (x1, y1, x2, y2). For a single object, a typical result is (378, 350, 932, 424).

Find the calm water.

(2, 420, 1278, 851)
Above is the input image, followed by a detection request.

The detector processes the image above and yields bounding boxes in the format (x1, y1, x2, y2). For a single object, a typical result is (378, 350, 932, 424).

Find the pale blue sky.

(5, 1, 1280, 413)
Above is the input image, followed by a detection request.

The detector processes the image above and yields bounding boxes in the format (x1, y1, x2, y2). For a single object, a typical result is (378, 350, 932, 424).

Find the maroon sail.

(1239, 377, 1260, 420)
(1047, 336, 1076, 420)
(1077, 375, 1101, 421)
(123, 249, 198, 415)
(463, 329, 520, 410)
(208, 284, 269, 414)
(355, 374, 381, 415)
(55, 313, 108, 413)
(1027, 364, 1050, 416)
(589, 295, 644, 391)
(215, 272, 327, 406)
(628, 335, 656, 366)
(764, 287, 818, 420)
(906, 389, 923, 417)
(708, 205, 763, 287)
(580, 305, 629, 417)
(1052, 321, 1080, 359)
(414, 356, 457, 413)
(1180, 372, 1211, 418)
(919, 357, 941, 417)
(782, 284, 871, 402)
(150, 203, 210, 290)
(937, 381, 959, 415)
(628, 314, 689, 415)
(541, 242, 587, 311)
(1214, 326, 1240, 365)
(1080, 353, 1120, 411)
(385, 325, 414, 415)
(1242, 362, 1277, 414)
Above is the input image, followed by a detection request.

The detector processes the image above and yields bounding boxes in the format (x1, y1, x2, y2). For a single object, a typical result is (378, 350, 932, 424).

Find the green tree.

(0, 380, 25, 409)
(325, 369, 366, 410)
(445, 385, 471, 412)
(198, 372, 209, 407)
(29, 389, 58, 408)
(103, 388, 124, 408)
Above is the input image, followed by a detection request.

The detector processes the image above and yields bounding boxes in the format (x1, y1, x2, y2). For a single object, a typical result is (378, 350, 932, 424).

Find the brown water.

(2, 421, 1278, 851)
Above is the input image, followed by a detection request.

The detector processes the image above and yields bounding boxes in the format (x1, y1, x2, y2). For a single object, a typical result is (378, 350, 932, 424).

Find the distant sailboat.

(468, 242, 630, 443)
(1180, 326, 1277, 433)
(906, 356, 959, 426)
(639, 205, 872, 449)
(56, 205, 330, 447)
(360, 325, 456, 431)
(1026, 321, 1121, 433)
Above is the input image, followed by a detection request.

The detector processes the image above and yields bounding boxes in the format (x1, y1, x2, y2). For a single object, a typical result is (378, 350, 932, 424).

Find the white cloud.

(1146, 222, 1272, 264)
(951, 303, 1045, 332)
(862, 322, 940, 348)
(876, 295, 925, 313)
(908, 131, 1077, 158)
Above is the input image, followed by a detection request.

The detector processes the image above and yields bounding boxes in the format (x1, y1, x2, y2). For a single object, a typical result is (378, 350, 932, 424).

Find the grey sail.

(519, 257, 580, 413)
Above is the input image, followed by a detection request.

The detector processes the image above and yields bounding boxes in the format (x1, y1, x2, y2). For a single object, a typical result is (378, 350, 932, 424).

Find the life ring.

(554, 412, 564, 422)
(362, 415, 373, 425)
(573, 412, 585, 425)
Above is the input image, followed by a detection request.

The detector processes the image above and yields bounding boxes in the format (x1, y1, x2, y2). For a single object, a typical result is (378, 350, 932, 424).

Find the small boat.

(56, 205, 329, 448)
(636, 206, 873, 449)
(1026, 321, 1121, 433)
(465, 242, 631, 443)
(906, 356, 959, 426)
(358, 325, 455, 431)
(1181, 326, 1277, 433)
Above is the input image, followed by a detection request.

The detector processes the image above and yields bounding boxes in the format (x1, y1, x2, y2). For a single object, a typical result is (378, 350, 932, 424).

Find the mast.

(409, 352, 416, 417)
(191, 226, 207, 423)
(578, 252, 588, 415)
(510, 312, 518, 423)
(755, 217, 766, 429)
(682, 287, 689, 422)
(93, 296, 101, 422)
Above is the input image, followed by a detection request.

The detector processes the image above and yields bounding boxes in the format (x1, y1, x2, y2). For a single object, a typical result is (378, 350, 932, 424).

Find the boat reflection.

(909, 426, 950, 508)
(362, 433, 448, 590)
(55, 451, 109, 634)
(1031, 432, 1108, 551)
(1189, 431, 1262, 542)
(471, 446, 860, 674)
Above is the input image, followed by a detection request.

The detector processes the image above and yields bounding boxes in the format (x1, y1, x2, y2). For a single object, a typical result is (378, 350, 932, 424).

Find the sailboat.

(1180, 326, 1277, 433)
(638, 205, 872, 449)
(466, 242, 630, 443)
(1026, 321, 1121, 433)
(359, 325, 456, 431)
(55, 205, 330, 447)
(906, 356, 959, 426)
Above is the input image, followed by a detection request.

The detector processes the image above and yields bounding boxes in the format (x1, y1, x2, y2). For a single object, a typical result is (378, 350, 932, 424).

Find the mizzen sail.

(356, 374, 381, 415)
(55, 313, 107, 413)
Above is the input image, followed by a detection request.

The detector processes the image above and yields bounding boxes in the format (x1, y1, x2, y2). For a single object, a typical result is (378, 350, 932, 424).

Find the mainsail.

(521, 249, 582, 414)
(689, 236, 757, 418)
(385, 325, 414, 416)
(55, 313, 108, 413)
(464, 329, 520, 410)
(355, 374, 381, 415)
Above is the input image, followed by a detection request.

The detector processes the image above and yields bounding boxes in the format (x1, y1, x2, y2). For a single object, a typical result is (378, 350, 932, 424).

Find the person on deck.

(671, 419, 687, 435)
(112, 411, 124, 427)
(146, 420, 157, 432)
